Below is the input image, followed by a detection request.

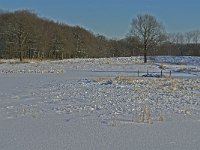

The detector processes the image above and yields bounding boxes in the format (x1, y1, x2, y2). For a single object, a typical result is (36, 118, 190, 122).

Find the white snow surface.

(0, 56, 200, 150)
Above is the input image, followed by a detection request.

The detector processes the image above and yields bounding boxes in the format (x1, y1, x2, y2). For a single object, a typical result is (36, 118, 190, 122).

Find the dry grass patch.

(133, 104, 153, 124)
(9, 59, 30, 64)
(0, 60, 5, 64)
(95, 77, 114, 82)
(115, 76, 147, 84)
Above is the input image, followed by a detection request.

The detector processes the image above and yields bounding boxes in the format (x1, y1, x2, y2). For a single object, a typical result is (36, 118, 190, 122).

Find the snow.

(0, 56, 200, 150)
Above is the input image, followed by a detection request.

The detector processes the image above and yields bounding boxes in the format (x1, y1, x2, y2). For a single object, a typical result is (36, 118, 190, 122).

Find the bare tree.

(185, 31, 193, 44)
(1, 11, 36, 61)
(176, 32, 185, 44)
(130, 14, 166, 63)
(191, 30, 200, 44)
(167, 33, 177, 43)
(169, 31, 200, 45)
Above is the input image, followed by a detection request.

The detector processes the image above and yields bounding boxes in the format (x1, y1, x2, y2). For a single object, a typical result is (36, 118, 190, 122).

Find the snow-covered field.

(0, 56, 200, 150)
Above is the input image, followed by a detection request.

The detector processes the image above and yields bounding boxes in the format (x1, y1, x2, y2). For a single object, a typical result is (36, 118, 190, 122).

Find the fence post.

(138, 70, 139, 77)
(170, 70, 172, 77)
(161, 70, 163, 78)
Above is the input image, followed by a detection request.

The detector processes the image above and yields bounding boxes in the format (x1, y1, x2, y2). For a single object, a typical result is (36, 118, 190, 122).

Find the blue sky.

(0, 0, 200, 39)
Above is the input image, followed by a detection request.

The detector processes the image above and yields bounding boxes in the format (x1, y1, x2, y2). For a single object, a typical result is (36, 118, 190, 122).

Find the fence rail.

(93, 70, 172, 78)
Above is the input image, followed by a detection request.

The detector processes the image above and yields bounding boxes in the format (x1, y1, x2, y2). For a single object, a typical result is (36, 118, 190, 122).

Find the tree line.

(0, 10, 199, 62)
(0, 10, 133, 60)
(162, 31, 200, 56)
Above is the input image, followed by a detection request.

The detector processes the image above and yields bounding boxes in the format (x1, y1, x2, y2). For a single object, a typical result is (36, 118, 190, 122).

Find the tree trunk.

(144, 52, 147, 63)
(19, 51, 23, 62)
(144, 43, 148, 63)
(61, 52, 64, 60)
